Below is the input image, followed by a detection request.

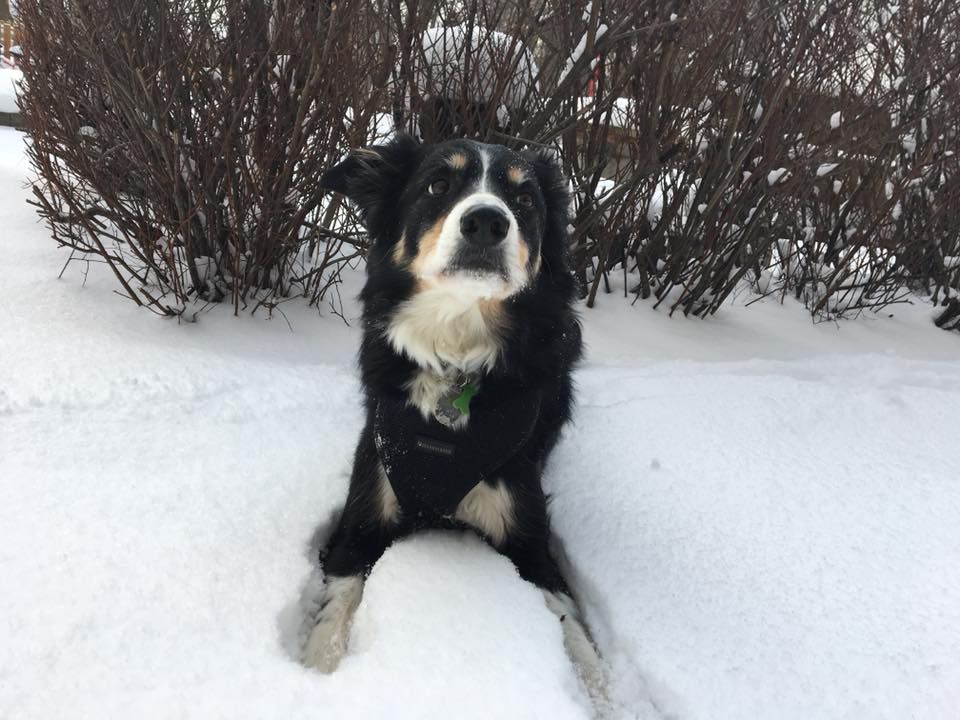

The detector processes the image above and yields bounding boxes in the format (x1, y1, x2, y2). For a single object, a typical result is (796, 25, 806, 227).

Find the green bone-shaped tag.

(451, 382, 479, 415)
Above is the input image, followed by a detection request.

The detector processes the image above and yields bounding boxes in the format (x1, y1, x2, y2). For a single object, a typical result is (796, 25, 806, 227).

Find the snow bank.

(551, 357, 960, 720)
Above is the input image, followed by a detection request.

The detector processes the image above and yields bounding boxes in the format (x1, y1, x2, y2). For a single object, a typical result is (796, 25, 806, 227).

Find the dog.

(303, 135, 605, 697)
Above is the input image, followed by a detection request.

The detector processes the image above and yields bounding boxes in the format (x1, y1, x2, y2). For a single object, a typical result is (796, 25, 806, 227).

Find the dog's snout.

(460, 205, 509, 248)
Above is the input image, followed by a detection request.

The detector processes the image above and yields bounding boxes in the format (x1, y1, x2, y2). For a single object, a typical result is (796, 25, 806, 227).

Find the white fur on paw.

(561, 612, 608, 700)
(302, 575, 364, 674)
(303, 616, 349, 673)
(544, 591, 609, 701)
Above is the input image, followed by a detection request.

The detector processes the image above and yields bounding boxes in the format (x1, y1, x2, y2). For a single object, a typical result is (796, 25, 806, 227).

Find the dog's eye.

(516, 192, 534, 207)
(428, 178, 450, 196)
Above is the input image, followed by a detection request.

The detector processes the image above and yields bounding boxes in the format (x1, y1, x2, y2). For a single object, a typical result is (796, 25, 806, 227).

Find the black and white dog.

(303, 135, 604, 694)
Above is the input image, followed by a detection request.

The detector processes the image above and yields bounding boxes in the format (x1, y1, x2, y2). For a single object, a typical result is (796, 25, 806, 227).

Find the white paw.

(302, 575, 364, 674)
(303, 616, 350, 673)
(562, 615, 608, 701)
(544, 591, 609, 702)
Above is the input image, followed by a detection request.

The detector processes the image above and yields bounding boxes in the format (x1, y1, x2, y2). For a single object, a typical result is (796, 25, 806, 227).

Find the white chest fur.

(385, 282, 505, 375)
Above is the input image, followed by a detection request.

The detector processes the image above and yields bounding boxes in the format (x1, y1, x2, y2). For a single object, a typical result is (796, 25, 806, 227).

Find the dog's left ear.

(523, 147, 570, 216)
(522, 147, 573, 251)
(321, 134, 422, 232)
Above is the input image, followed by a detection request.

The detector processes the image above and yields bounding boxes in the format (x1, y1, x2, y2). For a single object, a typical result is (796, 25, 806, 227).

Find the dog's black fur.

(318, 134, 583, 595)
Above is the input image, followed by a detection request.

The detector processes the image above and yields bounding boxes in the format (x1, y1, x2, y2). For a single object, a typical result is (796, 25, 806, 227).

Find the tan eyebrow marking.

(447, 152, 468, 170)
(507, 166, 528, 185)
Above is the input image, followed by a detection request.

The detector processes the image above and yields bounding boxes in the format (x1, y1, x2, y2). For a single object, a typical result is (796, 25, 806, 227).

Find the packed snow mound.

(414, 25, 539, 108)
(0, 68, 22, 114)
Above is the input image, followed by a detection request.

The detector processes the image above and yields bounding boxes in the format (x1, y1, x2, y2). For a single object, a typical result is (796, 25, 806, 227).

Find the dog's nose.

(460, 205, 509, 247)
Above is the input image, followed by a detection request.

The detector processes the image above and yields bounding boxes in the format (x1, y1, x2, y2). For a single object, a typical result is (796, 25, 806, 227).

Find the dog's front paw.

(303, 616, 350, 673)
(544, 591, 609, 703)
(562, 618, 608, 702)
(301, 575, 364, 674)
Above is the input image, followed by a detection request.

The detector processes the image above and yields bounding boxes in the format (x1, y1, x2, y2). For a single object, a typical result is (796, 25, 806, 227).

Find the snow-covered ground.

(1, 126, 959, 719)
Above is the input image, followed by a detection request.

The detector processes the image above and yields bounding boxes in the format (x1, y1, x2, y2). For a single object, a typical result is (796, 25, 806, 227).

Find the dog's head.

(322, 135, 569, 300)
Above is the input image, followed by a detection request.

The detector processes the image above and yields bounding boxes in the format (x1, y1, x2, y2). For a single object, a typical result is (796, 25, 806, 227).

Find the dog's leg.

(506, 540, 607, 699)
(496, 480, 608, 700)
(304, 433, 401, 673)
(303, 502, 396, 672)
(542, 587, 607, 700)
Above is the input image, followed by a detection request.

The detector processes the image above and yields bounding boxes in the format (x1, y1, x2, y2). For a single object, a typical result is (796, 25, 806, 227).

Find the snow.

(560, 23, 607, 84)
(830, 111, 842, 129)
(339, 535, 590, 718)
(2, 127, 960, 719)
(553, 355, 960, 720)
(560, 32, 590, 84)
(0, 68, 22, 114)
(816, 162, 839, 176)
(645, 170, 695, 228)
(577, 96, 635, 129)
(767, 167, 789, 185)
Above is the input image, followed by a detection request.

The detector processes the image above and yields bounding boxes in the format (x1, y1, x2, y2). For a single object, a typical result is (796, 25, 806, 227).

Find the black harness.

(374, 383, 542, 518)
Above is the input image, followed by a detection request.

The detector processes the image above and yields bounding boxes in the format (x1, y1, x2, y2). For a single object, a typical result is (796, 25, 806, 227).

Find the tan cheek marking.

(517, 236, 529, 269)
(392, 231, 407, 265)
(515, 233, 541, 280)
(448, 152, 468, 170)
(479, 298, 508, 333)
(410, 217, 446, 277)
(531, 249, 542, 277)
(507, 166, 528, 185)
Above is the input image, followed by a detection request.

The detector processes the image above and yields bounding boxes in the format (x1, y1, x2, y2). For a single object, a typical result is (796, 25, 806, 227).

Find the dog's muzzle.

(450, 204, 511, 276)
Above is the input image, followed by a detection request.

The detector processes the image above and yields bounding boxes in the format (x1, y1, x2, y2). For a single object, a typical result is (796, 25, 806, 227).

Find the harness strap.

(374, 384, 542, 517)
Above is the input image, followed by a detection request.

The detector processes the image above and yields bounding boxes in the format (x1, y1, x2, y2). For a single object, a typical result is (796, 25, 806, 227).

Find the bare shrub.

(18, 0, 960, 329)
(381, 0, 960, 324)
(548, 0, 960, 321)
(18, 0, 384, 316)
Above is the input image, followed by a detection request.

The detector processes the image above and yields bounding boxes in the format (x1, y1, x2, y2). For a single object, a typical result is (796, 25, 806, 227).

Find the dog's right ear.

(321, 134, 422, 232)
